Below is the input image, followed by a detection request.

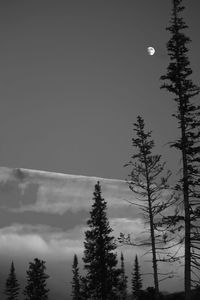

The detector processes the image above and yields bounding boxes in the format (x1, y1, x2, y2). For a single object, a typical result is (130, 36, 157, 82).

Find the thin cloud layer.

(0, 167, 134, 214)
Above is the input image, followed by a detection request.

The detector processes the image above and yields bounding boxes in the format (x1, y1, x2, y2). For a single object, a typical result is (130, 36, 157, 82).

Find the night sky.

(0, 0, 199, 299)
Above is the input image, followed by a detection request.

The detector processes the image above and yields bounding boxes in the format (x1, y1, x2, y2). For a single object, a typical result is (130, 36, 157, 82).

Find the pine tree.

(71, 254, 81, 300)
(160, 1, 200, 299)
(82, 181, 120, 300)
(4, 261, 20, 300)
(23, 258, 49, 300)
(132, 255, 142, 300)
(120, 116, 173, 300)
(118, 253, 128, 300)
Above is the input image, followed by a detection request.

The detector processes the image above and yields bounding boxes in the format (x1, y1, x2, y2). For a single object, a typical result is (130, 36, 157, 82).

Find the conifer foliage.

(79, 275, 90, 300)
(4, 261, 20, 300)
(82, 181, 120, 300)
(120, 115, 172, 300)
(132, 255, 142, 300)
(118, 252, 128, 300)
(23, 258, 49, 300)
(161, 0, 200, 299)
(71, 254, 81, 300)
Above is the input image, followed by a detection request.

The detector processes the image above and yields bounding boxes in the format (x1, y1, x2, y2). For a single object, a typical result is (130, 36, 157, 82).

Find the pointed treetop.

(121, 252, 124, 261)
(94, 181, 101, 193)
(73, 254, 78, 264)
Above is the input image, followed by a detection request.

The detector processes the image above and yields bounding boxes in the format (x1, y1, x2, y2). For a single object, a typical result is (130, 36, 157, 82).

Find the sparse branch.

(121, 116, 175, 300)
(160, 0, 200, 298)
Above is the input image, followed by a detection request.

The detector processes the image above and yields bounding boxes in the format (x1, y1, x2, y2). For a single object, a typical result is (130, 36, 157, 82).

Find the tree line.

(3, 258, 49, 300)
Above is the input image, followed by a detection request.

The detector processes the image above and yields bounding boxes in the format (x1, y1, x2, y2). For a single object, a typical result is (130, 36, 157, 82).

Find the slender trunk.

(184, 187, 191, 300)
(180, 101, 191, 300)
(147, 188, 160, 300)
(145, 164, 160, 300)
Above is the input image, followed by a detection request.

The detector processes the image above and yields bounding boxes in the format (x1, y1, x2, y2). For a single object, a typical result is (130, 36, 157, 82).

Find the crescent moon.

(147, 47, 155, 55)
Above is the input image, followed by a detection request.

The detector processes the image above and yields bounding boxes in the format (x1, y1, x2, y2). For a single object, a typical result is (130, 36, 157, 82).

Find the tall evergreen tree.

(160, 1, 200, 299)
(82, 181, 120, 300)
(71, 254, 81, 300)
(132, 255, 142, 300)
(23, 258, 49, 300)
(4, 261, 20, 300)
(117, 253, 128, 300)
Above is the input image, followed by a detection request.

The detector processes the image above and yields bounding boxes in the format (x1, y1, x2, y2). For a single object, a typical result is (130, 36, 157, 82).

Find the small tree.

(23, 258, 49, 300)
(132, 255, 142, 300)
(82, 181, 120, 300)
(71, 254, 81, 300)
(4, 261, 20, 300)
(118, 253, 128, 300)
(160, 0, 200, 299)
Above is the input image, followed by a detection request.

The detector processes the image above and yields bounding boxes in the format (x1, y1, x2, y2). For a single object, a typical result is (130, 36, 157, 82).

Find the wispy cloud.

(0, 223, 85, 260)
(0, 167, 134, 214)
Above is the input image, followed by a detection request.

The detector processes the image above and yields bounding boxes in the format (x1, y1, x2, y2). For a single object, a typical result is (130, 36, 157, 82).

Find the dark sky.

(0, 0, 199, 180)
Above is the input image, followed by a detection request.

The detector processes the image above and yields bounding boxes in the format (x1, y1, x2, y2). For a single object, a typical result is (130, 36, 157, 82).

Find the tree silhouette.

(118, 252, 128, 300)
(71, 254, 81, 300)
(23, 258, 49, 300)
(132, 255, 142, 300)
(4, 261, 20, 300)
(82, 181, 120, 300)
(119, 116, 174, 300)
(161, 1, 200, 299)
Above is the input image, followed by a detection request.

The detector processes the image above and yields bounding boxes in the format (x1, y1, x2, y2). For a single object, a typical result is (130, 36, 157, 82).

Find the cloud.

(0, 167, 135, 215)
(0, 217, 144, 261)
(0, 217, 147, 260)
(0, 230, 48, 256)
(0, 167, 15, 183)
(111, 217, 147, 240)
(0, 223, 85, 261)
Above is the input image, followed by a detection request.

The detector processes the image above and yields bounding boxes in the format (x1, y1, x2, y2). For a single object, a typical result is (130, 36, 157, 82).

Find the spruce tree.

(118, 253, 128, 300)
(4, 261, 20, 300)
(23, 258, 49, 300)
(160, 1, 200, 299)
(71, 254, 81, 300)
(82, 181, 120, 300)
(132, 255, 142, 300)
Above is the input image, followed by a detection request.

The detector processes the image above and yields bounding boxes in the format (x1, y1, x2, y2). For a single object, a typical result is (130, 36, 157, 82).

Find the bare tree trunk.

(181, 107, 191, 300)
(149, 199, 160, 300)
(146, 164, 160, 300)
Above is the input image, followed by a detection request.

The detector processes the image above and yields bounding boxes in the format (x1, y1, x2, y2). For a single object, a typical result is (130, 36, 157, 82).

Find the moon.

(147, 47, 155, 55)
